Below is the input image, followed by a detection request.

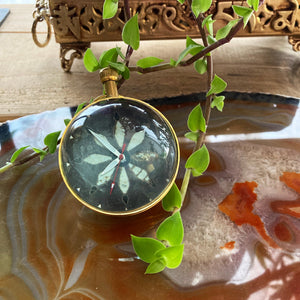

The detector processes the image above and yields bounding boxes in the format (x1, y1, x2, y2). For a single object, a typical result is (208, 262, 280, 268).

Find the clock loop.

(59, 68, 180, 216)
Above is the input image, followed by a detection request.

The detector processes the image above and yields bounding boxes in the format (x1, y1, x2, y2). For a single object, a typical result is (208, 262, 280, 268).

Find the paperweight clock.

(59, 68, 180, 216)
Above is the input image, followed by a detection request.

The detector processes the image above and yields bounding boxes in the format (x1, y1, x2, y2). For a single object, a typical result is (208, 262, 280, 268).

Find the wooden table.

(0, 4, 299, 122)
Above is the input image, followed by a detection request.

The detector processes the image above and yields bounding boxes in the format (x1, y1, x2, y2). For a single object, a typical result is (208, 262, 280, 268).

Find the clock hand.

(88, 129, 120, 157)
(100, 157, 120, 176)
(110, 143, 126, 195)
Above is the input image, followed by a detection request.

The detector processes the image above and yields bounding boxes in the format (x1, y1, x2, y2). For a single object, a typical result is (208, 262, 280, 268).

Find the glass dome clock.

(59, 68, 179, 216)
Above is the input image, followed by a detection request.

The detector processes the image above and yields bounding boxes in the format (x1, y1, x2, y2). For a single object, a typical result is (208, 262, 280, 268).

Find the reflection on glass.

(59, 98, 179, 214)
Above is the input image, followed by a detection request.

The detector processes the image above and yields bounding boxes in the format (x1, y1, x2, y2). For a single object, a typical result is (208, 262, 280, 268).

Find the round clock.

(59, 68, 179, 216)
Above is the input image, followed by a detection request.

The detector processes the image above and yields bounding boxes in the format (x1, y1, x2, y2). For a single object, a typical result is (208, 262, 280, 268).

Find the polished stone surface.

(0, 93, 299, 299)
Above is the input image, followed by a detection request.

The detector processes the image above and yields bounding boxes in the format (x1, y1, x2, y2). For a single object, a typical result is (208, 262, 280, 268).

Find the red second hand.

(110, 143, 126, 195)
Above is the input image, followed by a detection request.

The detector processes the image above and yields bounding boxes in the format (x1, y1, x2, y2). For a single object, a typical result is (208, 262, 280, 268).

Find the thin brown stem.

(183, 18, 244, 65)
(175, 2, 215, 210)
(123, 0, 131, 21)
(117, 0, 133, 89)
(118, 0, 134, 87)
(128, 63, 174, 74)
(119, 3, 243, 89)
(0, 138, 61, 173)
(1, 151, 41, 173)
(126, 17, 244, 76)
(123, 0, 133, 65)
(191, 8, 214, 131)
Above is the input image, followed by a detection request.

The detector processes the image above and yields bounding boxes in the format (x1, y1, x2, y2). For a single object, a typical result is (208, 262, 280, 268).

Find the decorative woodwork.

(47, 0, 300, 70)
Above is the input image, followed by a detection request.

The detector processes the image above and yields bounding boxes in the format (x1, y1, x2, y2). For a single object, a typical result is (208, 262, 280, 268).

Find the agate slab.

(0, 92, 299, 299)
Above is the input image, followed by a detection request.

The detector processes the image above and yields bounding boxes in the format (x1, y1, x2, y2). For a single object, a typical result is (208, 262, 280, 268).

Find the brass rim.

(59, 95, 180, 216)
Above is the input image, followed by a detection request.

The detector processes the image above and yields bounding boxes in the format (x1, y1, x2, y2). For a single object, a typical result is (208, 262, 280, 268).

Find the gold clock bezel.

(59, 95, 180, 216)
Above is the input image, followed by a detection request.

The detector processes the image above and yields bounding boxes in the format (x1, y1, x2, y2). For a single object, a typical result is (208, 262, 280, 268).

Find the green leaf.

(10, 146, 29, 163)
(162, 183, 182, 212)
(103, 0, 119, 19)
(107, 61, 130, 79)
(216, 19, 239, 40)
(131, 235, 166, 263)
(202, 14, 212, 28)
(232, 5, 253, 28)
(185, 144, 210, 175)
(32, 147, 48, 161)
(207, 74, 227, 96)
(116, 47, 125, 60)
(194, 58, 207, 75)
(75, 102, 86, 115)
(122, 14, 140, 50)
(177, 0, 185, 4)
(44, 131, 61, 154)
(186, 36, 204, 55)
(191, 0, 212, 17)
(156, 211, 184, 246)
(98, 48, 119, 68)
(207, 35, 217, 45)
(211, 95, 225, 111)
(187, 104, 206, 133)
(120, 65, 130, 80)
(83, 48, 100, 72)
(191, 168, 203, 177)
(175, 44, 203, 66)
(184, 131, 199, 142)
(247, 0, 259, 11)
(136, 57, 164, 68)
(155, 245, 184, 268)
(202, 14, 214, 35)
(108, 61, 126, 72)
(170, 58, 177, 66)
(145, 258, 166, 274)
(64, 119, 71, 126)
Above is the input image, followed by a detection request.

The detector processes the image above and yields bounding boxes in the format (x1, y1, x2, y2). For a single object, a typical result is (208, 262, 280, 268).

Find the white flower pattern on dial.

(84, 121, 152, 196)
(59, 98, 179, 214)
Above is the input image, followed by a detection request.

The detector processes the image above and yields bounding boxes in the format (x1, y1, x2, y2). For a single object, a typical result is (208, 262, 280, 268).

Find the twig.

(118, 0, 133, 89)
(123, 0, 131, 21)
(0, 138, 61, 174)
(0, 151, 41, 173)
(175, 3, 215, 211)
(183, 18, 244, 66)
(191, 9, 213, 133)
(128, 63, 174, 74)
(127, 18, 244, 75)
(123, 0, 133, 65)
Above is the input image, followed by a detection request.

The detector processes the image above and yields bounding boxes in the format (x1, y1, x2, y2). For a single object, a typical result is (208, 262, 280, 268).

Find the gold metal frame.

(58, 94, 180, 216)
(49, 0, 300, 43)
(32, 0, 300, 70)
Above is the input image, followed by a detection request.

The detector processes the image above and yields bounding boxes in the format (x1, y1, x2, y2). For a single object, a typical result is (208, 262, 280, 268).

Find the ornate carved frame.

(49, 0, 300, 71)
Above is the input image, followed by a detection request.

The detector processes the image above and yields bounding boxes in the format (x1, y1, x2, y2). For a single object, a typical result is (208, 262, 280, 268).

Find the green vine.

(0, 0, 260, 274)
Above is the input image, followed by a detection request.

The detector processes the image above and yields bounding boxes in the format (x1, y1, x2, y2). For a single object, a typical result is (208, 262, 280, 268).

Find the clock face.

(59, 97, 179, 215)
